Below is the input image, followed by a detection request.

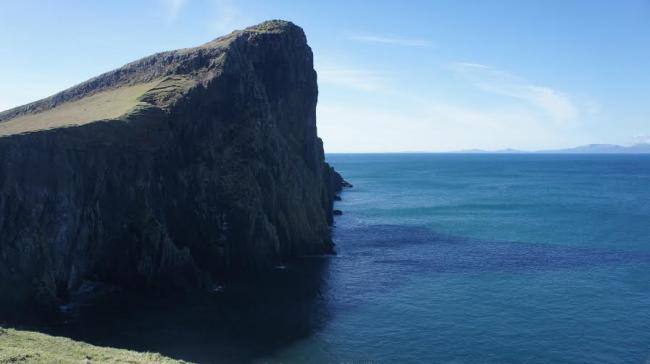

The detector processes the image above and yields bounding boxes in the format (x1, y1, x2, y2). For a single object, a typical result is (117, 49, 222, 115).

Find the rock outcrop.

(0, 20, 347, 311)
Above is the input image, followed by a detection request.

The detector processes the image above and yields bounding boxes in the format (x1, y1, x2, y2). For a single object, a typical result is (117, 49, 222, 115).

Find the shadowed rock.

(0, 20, 348, 312)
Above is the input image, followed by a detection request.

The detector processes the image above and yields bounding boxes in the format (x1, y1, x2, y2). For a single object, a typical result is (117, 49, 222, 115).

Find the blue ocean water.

(37, 153, 650, 363)
(265, 153, 650, 363)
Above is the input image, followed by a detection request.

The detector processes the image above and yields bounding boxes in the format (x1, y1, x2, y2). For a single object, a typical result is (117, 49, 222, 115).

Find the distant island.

(454, 143, 650, 154)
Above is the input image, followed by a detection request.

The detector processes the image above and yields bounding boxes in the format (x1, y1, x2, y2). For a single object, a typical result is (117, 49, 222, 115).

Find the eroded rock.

(0, 20, 348, 311)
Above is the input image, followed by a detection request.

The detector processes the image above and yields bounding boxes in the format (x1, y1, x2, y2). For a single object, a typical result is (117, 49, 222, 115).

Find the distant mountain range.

(543, 143, 650, 153)
(455, 143, 650, 154)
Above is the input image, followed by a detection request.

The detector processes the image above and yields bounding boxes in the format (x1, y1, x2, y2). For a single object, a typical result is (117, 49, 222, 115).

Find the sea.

(34, 153, 650, 363)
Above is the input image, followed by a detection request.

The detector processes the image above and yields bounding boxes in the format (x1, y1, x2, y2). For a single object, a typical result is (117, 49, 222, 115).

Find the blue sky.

(1, 0, 649, 152)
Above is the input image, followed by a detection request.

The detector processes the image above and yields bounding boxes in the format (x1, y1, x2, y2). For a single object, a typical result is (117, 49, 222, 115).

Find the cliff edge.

(0, 20, 347, 311)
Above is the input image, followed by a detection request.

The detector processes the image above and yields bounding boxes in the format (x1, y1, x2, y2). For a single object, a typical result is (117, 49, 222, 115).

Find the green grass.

(0, 81, 158, 137)
(0, 75, 200, 138)
(0, 327, 191, 364)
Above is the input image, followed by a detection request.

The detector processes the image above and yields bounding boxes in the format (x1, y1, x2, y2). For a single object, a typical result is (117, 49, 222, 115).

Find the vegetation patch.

(0, 327, 190, 364)
(0, 81, 160, 137)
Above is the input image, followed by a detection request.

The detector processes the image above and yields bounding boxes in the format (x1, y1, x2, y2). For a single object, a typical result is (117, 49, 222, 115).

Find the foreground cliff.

(0, 20, 347, 311)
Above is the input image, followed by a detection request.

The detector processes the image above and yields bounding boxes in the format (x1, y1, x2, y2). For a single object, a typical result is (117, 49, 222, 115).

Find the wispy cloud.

(209, 0, 252, 35)
(350, 35, 433, 47)
(317, 99, 563, 152)
(163, 0, 188, 22)
(523, 86, 577, 122)
(451, 62, 579, 123)
(316, 64, 387, 92)
(584, 99, 602, 114)
(632, 133, 650, 144)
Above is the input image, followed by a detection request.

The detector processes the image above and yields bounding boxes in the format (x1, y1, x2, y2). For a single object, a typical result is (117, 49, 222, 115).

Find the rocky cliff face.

(0, 20, 347, 311)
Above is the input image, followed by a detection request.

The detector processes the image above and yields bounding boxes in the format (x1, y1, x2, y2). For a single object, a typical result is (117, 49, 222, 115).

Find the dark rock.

(326, 164, 352, 191)
(0, 20, 348, 312)
(333, 210, 343, 216)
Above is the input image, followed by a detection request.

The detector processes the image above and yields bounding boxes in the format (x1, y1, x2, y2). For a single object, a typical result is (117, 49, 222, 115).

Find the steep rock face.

(0, 20, 346, 310)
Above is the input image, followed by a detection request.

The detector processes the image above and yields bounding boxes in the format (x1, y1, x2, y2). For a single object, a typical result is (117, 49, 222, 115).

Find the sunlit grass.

(0, 81, 158, 137)
(0, 327, 191, 363)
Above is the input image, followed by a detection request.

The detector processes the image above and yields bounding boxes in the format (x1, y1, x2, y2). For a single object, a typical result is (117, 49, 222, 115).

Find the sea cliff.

(0, 20, 346, 311)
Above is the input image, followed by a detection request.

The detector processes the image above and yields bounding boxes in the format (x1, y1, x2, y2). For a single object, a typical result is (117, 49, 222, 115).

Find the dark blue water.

(36, 154, 650, 363)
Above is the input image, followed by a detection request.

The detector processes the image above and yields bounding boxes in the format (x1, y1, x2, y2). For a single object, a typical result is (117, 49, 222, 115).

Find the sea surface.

(35, 154, 650, 363)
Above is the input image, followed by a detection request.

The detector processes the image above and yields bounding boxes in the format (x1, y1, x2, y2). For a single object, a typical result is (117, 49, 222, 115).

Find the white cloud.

(451, 62, 579, 123)
(317, 99, 565, 153)
(316, 64, 387, 92)
(584, 99, 602, 114)
(349, 35, 433, 47)
(209, 0, 252, 35)
(524, 86, 577, 121)
(632, 133, 650, 144)
(315, 61, 586, 151)
(0, 101, 14, 112)
(163, 0, 188, 22)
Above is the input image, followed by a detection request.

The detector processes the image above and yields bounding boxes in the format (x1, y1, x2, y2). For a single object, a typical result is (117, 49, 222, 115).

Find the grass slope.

(0, 328, 191, 364)
(0, 81, 158, 137)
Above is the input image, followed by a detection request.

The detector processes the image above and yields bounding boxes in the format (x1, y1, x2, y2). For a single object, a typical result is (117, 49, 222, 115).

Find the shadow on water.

(336, 223, 650, 274)
(5, 223, 650, 363)
(10, 256, 333, 364)
(325, 222, 650, 310)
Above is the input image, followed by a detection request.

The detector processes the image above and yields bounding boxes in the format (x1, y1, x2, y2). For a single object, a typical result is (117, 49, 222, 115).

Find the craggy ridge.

(0, 20, 348, 312)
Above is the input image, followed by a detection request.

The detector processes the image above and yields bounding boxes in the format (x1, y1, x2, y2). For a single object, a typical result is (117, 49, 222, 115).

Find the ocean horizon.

(2, 3, 649, 362)
(24, 153, 650, 363)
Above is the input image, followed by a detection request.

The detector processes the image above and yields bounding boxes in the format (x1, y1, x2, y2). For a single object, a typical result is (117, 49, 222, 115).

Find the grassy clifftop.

(0, 328, 190, 364)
